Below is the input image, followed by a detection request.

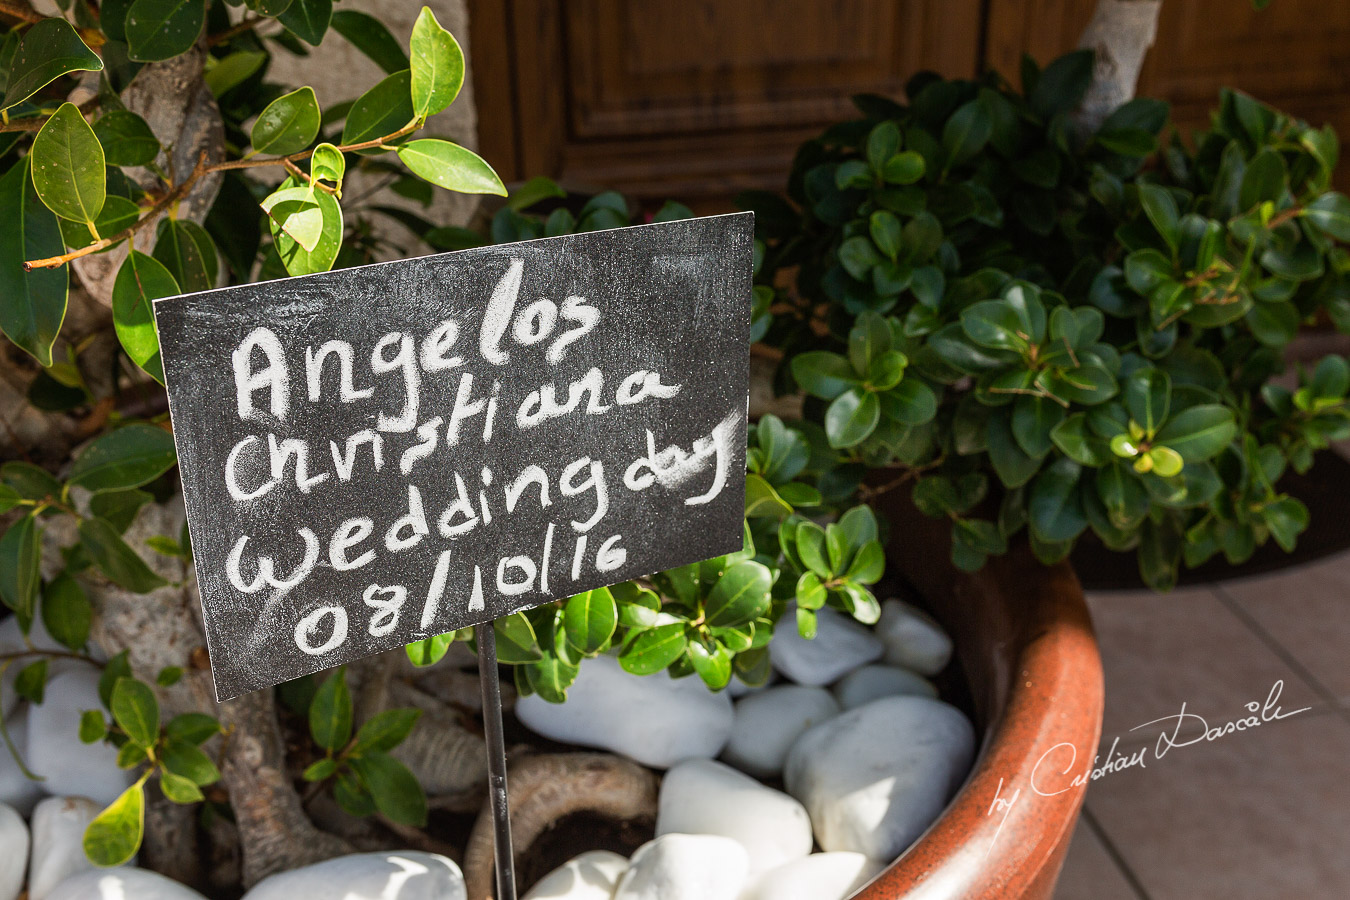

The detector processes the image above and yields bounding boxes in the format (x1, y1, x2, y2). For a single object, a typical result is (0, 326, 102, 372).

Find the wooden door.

(469, 0, 983, 211)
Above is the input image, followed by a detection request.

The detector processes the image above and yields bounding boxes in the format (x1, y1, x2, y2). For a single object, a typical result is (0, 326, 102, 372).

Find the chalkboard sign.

(154, 213, 753, 700)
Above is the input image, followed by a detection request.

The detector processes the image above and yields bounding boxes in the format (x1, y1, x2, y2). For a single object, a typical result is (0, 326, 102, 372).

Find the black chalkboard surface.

(155, 213, 753, 699)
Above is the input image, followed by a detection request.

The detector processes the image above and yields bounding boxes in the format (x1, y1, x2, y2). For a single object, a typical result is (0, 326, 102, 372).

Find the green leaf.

(204, 50, 267, 96)
(869, 211, 902, 261)
(1029, 458, 1087, 543)
(342, 69, 415, 150)
(563, 587, 618, 654)
(1261, 496, 1309, 552)
(866, 121, 901, 171)
(397, 140, 505, 195)
(277, 0, 332, 46)
(80, 709, 107, 743)
(687, 637, 732, 690)
(1304, 192, 1350, 241)
(93, 111, 159, 167)
(330, 10, 409, 74)
(350, 751, 426, 826)
(153, 218, 212, 292)
(261, 186, 324, 253)
(90, 489, 152, 534)
(83, 781, 145, 866)
(791, 351, 857, 400)
(1239, 148, 1287, 211)
(705, 560, 771, 628)
(353, 708, 421, 754)
(309, 668, 353, 752)
(1138, 183, 1180, 251)
(165, 712, 220, 745)
(1011, 395, 1063, 458)
(405, 632, 454, 667)
(125, 0, 207, 63)
(494, 614, 543, 663)
(98, 651, 132, 709)
(303, 758, 337, 782)
(987, 410, 1041, 488)
(111, 251, 175, 384)
(159, 770, 203, 804)
(845, 541, 885, 584)
(15, 659, 47, 703)
(796, 571, 826, 610)
(409, 6, 465, 118)
(1154, 404, 1236, 461)
(334, 770, 375, 817)
(795, 521, 832, 577)
(838, 235, 880, 280)
(961, 300, 1030, 351)
(67, 424, 176, 493)
(0, 514, 40, 624)
(881, 151, 925, 185)
(0, 18, 103, 111)
(252, 87, 321, 155)
(271, 177, 342, 276)
(943, 98, 992, 168)
(309, 143, 345, 193)
(1030, 49, 1093, 119)
(42, 572, 91, 650)
(1123, 369, 1170, 437)
(825, 388, 880, 448)
(80, 517, 168, 593)
(160, 737, 220, 785)
(880, 378, 937, 425)
(31, 103, 105, 229)
(848, 311, 892, 375)
(619, 623, 687, 675)
(155, 666, 183, 687)
(111, 677, 159, 748)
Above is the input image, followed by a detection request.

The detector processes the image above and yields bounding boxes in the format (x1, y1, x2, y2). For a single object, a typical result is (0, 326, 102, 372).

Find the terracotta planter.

(855, 492, 1104, 899)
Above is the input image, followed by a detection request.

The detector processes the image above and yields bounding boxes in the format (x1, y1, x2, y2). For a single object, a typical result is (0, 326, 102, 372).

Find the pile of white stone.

(515, 599, 977, 900)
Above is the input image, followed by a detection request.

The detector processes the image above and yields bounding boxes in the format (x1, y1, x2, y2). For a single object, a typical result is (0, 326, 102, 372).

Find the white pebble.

(769, 605, 882, 686)
(833, 665, 936, 710)
(657, 759, 812, 875)
(614, 834, 748, 900)
(738, 852, 884, 900)
(721, 686, 839, 779)
(522, 850, 628, 900)
(0, 802, 28, 900)
(875, 600, 952, 676)
(46, 868, 208, 900)
(28, 796, 107, 900)
(242, 851, 465, 900)
(25, 670, 133, 807)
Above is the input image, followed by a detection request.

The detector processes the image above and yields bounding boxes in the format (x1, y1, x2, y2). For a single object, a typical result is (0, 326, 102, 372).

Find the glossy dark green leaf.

(1029, 458, 1087, 543)
(1154, 404, 1237, 461)
(880, 378, 937, 425)
(881, 150, 925, 185)
(1011, 395, 1064, 458)
(67, 424, 176, 493)
(15, 659, 46, 703)
(1050, 414, 1111, 466)
(330, 10, 408, 74)
(791, 351, 858, 400)
(986, 410, 1041, 488)
(0, 18, 103, 111)
(342, 69, 414, 150)
(42, 572, 91, 650)
(825, 387, 880, 448)
(153, 218, 213, 292)
(309, 668, 353, 751)
(126, 0, 207, 62)
(1029, 49, 1093, 119)
(80, 517, 167, 593)
(687, 637, 732, 690)
(353, 708, 421, 754)
(943, 99, 992, 168)
(1238, 148, 1287, 211)
(252, 87, 321, 155)
(1123, 368, 1170, 436)
(166, 712, 220, 745)
(397, 140, 505, 195)
(93, 111, 159, 167)
(1138, 183, 1179, 251)
(705, 560, 771, 628)
(838, 235, 880, 280)
(277, 0, 332, 46)
(795, 521, 831, 577)
(0, 514, 40, 625)
(619, 623, 687, 675)
(83, 781, 145, 866)
(111, 677, 159, 748)
(1304, 192, 1350, 241)
(161, 737, 220, 785)
(351, 751, 426, 826)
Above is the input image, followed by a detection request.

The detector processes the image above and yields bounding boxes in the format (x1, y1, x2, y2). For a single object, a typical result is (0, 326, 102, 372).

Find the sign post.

(154, 212, 753, 898)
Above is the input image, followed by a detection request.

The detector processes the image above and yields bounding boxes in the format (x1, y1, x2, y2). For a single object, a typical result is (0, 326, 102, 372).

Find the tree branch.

(1074, 0, 1164, 134)
(0, 96, 102, 133)
(207, 15, 268, 47)
(0, 0, 42, 25)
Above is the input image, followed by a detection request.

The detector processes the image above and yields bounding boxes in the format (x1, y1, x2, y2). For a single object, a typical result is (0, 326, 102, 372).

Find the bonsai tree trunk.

(1075, 0, 1164, 131)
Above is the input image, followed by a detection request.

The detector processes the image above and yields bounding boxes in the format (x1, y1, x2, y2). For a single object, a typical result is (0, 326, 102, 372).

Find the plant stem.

(0, 0, 41, 25)
(23, 118, 421, 270)
(0, 648, 102, 666)
(207, 14, 267, 46)
(0, 96, 102, 134)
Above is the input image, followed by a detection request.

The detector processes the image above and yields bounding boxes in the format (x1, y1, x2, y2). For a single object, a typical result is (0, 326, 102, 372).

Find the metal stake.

(475, 620, 517, 900)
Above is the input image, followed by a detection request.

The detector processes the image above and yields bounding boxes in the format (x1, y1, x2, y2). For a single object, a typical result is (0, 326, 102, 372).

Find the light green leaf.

(270, 177, 342, 276)
(309, 143, 345, 193)
(252, 87, 321, 155)
(404, 632, 454, 667)
(158, 770, 203, 804)
(126, 0, 208, 63)
(0, 18, 103, 111)
(409, 6, 465, 118)
(67, 424, 177, 493)
(204, 50, 267, 97)
(261, 186, 323, 252)
(111, 677, 159, 748)
(563, 587, 618, 655)
(83, 781, 145, 866)
(32, 103, 105, 227)
(397, 139, 505, 195)
(111, 251, 176, 384)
